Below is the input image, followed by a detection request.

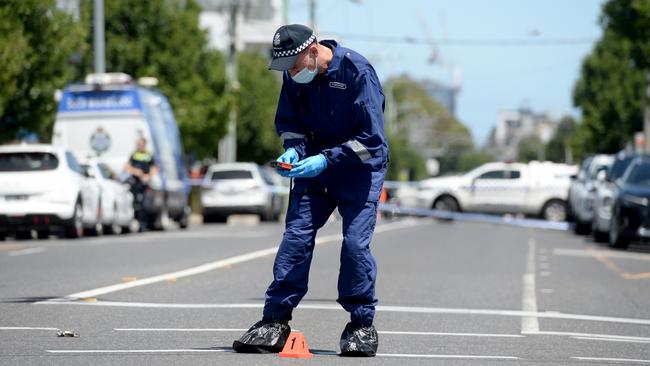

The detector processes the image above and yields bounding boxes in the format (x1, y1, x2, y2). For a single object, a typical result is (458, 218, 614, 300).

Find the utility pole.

(309, 0, 316, 30)
(645, 73, 650, 153)
(93, 0, 105, 73)
(283, 0, 289, 24)
(219, 0, 240, 163)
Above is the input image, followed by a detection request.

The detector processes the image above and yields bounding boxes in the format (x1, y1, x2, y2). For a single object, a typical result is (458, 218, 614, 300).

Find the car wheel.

(106, 222, 122, 235)
(541, 200, 567, 222)
(16, 230, 32, 240)
(86, 221, 104, 237)
(433, 195, 460, 212)
(573, 219, 591, 235)
(36, 229, 50, 240)
(609, 214, 630, 249)
(65, 201, 84, 239)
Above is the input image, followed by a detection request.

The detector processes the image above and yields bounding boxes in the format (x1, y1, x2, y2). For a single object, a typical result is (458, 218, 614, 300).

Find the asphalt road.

(1, 215, 649, 365)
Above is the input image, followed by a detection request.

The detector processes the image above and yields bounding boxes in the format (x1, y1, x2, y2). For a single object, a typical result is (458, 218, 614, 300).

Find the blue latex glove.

(288, 154, 328, 178)
(276, 148, 299, 177)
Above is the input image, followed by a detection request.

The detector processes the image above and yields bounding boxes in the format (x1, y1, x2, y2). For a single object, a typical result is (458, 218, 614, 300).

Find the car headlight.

(622, 194, 649, 207)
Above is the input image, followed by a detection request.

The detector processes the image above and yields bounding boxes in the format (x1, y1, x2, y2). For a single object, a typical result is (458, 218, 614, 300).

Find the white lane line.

(113, 328, 522, 338)
(376, 354, 519, 360)
(527, 330, 650, 342)
(8, 247, 45, 256)
(521, 237, 539, 333)
(37, 301, 650, 327)
(115, 328, 247, 332)
(35, 219, 421, 303)
(554, 248, 650, 262)
(571, 357, 650, 364)
(573, 336, 650, 344)
(379, 331, 523, 338)
(0, 326, 59, 330)
(45, 349, 518, 360)
(47, 349, 231, 354)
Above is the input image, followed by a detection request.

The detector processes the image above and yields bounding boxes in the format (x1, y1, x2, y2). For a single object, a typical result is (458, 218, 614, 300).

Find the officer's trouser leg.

(336, 200, 379, 326)
(263, 188, 335, 321)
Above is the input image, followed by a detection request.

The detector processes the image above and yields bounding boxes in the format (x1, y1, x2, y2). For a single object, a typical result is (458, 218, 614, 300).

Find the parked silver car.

(568, 154, 613, 234)
(591, 152, 637, 242)
(200, 163, 288, 222)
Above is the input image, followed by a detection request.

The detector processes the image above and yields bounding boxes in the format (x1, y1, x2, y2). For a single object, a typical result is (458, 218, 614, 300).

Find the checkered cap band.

(273, 34, 316, 58)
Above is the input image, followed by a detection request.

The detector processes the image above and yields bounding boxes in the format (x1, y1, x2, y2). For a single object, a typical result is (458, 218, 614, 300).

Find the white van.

(52, 73, 190, 229)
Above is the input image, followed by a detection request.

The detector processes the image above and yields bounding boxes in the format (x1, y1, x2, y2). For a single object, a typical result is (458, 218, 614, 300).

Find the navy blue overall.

(263, 40, 389, 327)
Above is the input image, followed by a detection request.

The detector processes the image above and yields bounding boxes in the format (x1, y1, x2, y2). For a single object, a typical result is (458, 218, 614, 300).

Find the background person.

(124, 137, 158, 232)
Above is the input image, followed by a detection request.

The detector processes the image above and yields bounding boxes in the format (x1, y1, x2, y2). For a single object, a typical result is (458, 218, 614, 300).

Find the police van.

(52, 73, 190, 229)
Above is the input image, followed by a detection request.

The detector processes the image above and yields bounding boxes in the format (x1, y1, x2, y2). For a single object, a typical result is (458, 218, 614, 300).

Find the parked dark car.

(609, 155, 650, 249)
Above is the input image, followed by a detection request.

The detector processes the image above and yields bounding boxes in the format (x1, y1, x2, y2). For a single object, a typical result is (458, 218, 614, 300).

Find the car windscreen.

(608, 156, 634, 181)
(0, 152, 59, 172)
(210, 170, 253, 180)
(626, 161, 650, 187)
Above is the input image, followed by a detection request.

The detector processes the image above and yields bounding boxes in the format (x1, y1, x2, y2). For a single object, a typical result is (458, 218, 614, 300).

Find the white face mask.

(292, 53, 318, 84)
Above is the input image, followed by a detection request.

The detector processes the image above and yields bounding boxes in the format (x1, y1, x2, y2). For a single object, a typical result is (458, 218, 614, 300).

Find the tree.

(572, 0, 648, 157)
(517, 135, 545, 163)
(76, 0, 229, 158)
(0, 0, 85, 142)
(545, 116, 577, 163)
(236, 51, 283, 163)
(384, 75, 475, 177)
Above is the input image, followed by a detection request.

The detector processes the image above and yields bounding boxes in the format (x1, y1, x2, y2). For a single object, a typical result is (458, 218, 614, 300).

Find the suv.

(200, 163, 288, 222)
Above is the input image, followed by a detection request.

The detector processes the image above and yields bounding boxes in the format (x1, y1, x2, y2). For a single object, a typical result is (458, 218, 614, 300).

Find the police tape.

(378, 203, 570, 231)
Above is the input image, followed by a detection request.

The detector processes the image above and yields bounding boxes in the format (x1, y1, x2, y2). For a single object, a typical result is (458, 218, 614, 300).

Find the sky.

(288, 0, 606, 146)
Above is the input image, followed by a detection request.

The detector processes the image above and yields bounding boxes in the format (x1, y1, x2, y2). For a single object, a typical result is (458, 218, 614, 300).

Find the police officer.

(124, 137, 158, 232)
(233, 24, 388, 357)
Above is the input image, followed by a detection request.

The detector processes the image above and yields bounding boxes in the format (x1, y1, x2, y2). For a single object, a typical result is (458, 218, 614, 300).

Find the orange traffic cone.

(279, 331, 313, 359)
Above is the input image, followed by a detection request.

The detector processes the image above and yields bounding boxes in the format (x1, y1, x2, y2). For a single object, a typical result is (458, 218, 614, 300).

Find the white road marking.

(36, 219, 422, 303)
(571, 357, 650, 364)
(573, 336, 650, 344)
(376, 354, 519, 360)
(114, 328, 522, 338)
(0, 326, 59, 330)
(37, 301, 650, 326)
(115, 328, 247, 332)
(379, 331, 524, 338)
(554, 248, 650, 262)
(527, 330, 650, 342)
(521, 237, 539, 333)
(8, 247, 45, 256)
(45, 349, 519, 360)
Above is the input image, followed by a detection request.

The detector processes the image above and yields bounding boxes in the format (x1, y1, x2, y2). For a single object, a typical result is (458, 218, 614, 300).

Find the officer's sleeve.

(322, 70, 387, 167)
(275, 74, 308, 159)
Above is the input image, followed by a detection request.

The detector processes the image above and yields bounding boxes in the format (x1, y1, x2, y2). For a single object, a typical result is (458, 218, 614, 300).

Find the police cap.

(269, 24, 316, 71)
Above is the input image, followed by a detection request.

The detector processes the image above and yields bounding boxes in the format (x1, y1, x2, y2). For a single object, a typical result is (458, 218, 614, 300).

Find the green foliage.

(545, 116, 577, 163)
(76, 0, 229, 158)
(384, 133, 428, 181)
(0, 0, 85, 142)
(517, 135, 545, 163)
(236, 52, 283, 163)
(573, 0, 648, 157)
(384, 75, 478, 177)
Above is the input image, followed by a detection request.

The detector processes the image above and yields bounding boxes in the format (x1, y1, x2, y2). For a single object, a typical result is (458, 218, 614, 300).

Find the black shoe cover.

(232, 320, 291, 353)
(339, 322, 378, 357)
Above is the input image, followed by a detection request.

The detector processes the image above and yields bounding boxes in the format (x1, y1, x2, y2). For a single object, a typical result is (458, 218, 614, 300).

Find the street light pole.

(218, 0, 239, 163)
(93, 0, 105, 73)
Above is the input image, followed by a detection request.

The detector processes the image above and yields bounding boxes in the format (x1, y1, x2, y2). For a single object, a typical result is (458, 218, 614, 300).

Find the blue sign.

(58, 90, 141, 112)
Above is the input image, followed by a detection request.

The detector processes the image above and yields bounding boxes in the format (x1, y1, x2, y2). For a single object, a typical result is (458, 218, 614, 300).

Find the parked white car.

(200, 163, 288, 222)
(0, 144, 102, 239)
(395, 161, 577, 222)
(568, 154, 614, 234)
(80, 159, 135, 234)
(591, 152, 637, 242)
